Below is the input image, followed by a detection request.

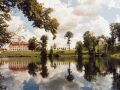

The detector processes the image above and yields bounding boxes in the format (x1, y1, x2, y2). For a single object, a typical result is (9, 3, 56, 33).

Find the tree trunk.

(69, 44, 70, 50)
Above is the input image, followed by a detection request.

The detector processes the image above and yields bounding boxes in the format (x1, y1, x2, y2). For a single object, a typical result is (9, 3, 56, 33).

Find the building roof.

(0, 48, 7, 51)
(10, 41, 29, 46)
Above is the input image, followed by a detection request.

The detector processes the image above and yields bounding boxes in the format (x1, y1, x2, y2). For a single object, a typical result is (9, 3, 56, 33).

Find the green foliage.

(40, 35, 48, 49)
(7, 0, 59, 38)
(28, 37, 38, 50)
(0, 0, 12, 47)
(110, 23, 120, 44)
(83, 31, 97, 54)
(1, 51, 40, 57)
(64, 31, 73, 50)
(75, 41, 83, 55)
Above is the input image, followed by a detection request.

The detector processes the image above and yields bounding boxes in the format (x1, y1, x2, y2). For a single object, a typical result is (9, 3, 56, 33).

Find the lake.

(0, 56, 120, 90)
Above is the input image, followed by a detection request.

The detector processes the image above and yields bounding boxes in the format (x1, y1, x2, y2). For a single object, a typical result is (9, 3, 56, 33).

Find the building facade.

(9, 42, 29, 51)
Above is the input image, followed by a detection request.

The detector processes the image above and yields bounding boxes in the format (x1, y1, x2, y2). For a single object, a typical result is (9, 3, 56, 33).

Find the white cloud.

(73, 0, 101, 16)
(88, 16, 110, 36)
(114, 15, 120, 22)
(6, 0, 120, 48)
(102, 0, 120, 9)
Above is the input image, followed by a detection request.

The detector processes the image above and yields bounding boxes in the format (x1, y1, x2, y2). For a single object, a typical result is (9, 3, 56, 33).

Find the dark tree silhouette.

(0, 0, 12, 47)
(83, 31, 97, 56)
(66, 62, 74, 82)
(64, 31, 73, 50)
(28, 37, 37, 50)
(75, 41, 83, 56)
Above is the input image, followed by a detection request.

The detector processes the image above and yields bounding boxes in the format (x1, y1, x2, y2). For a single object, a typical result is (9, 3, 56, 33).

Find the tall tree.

(64, 31, 73, 50)
(83, 31, 97, 55)
(0, 0, 12, 47)
(5, 0, 59, 39)
(40, 35, 48, 58)
(110, 23, 117, 46)
(40, 35, 48, 49)
(97, 35, 107, 53)
(110, 23, 120, 45)
(75, 41, 83, 56)
(28, 37, 37, 50)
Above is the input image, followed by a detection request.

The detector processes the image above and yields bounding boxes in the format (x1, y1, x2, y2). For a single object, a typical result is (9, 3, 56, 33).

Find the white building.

(9, 42, 29, 51)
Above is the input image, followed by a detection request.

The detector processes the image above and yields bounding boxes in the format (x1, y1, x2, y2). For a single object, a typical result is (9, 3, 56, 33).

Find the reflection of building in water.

(54, 47, 76, 50)
(0, 60, 31, 72)
(50, 61, 70, 66)
(9, 41, 29, 51)
(0, 59, 71, 72)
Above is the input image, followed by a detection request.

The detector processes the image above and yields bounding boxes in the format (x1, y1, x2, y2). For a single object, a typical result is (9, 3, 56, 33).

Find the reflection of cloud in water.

(23, 78, 39, 90)
(38, 72, 113, 90)
(0, 63, 113, 90)
(39, 77, 79, 90)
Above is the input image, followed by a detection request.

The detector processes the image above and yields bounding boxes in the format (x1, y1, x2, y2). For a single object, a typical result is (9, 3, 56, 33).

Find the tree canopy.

(28, 37, 37, 50)
(0, 0, 12, 47)
(110, 23, 120, 44)
(0, 0, 59, 47)
(64, 31, 73, 50)
(75, 41, 83, 55)
(6, 0, 59, 38)
(40, 35, 48, 49)
(83, 31, 97, 54)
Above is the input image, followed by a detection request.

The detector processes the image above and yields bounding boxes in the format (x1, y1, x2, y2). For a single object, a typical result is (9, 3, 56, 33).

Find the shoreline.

(0, 51, 119, 59)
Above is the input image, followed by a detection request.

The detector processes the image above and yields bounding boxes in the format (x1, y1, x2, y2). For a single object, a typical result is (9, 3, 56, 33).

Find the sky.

(7, 0, 120, 48)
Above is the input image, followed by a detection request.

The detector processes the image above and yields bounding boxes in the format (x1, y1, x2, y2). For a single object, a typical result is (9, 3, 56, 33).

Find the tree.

(28, 37, 37, 50)
(110, 23, 117, 46)
(0, 0, 12, 47)
(64, 31, 73, 50)
(40, 35, 48, 49)
(83, 31, 97, 55)
(40, 35, 48, 58)
(53, 43, 57, 49)
(97, 35, 107, 54)
(110, 23, 120, 45)
(4, 0, 59, 39)
(75, 41, 83, 56)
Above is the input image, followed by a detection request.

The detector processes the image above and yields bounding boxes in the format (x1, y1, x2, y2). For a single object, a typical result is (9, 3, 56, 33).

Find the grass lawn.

(111, 53, 120, 59)
(0, 49, 119, 60)
(1, 51, 40, 57)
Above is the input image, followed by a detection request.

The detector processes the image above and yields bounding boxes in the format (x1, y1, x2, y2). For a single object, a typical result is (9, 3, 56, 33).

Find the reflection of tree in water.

(28, 57, 49, 78)
(28, 49, 49, 78)
(40, 56, 49, 78)
(49, 54, 57, 69)
(84, 56, 99, 82)
(83, 56, 111, 82)
(66, 62, 74, 82)
(107, 60, 120, 90)
(28, 62, 39, 76)
(48, 47, 56, 69)
(0, 72, 7, 90)
(76, 55, 83, 72)
(112, 72, 120, 90)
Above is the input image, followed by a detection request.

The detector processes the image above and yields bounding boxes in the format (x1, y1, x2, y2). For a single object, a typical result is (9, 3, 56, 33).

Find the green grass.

(0, 49, 120, 60)
(111, 53, 120, 59)
(1, 51, 40, 57)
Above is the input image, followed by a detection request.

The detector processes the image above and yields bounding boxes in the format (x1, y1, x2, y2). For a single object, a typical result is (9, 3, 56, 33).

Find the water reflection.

(65, 62, 74, 82)
(0, 57, 120, 90)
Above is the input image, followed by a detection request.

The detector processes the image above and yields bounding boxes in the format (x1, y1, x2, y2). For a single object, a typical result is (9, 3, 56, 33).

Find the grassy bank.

(0, 51, 40, 57)
(0, 50, 119, 60)
(0, 50, 83, 57)
(111, 53, 120, 59)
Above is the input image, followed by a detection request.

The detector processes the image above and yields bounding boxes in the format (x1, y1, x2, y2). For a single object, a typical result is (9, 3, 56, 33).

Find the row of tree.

(28, 22, 120, 57)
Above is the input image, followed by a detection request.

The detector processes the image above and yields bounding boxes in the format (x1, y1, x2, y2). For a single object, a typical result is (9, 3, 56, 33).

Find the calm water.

(0, 57, 120, 90)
